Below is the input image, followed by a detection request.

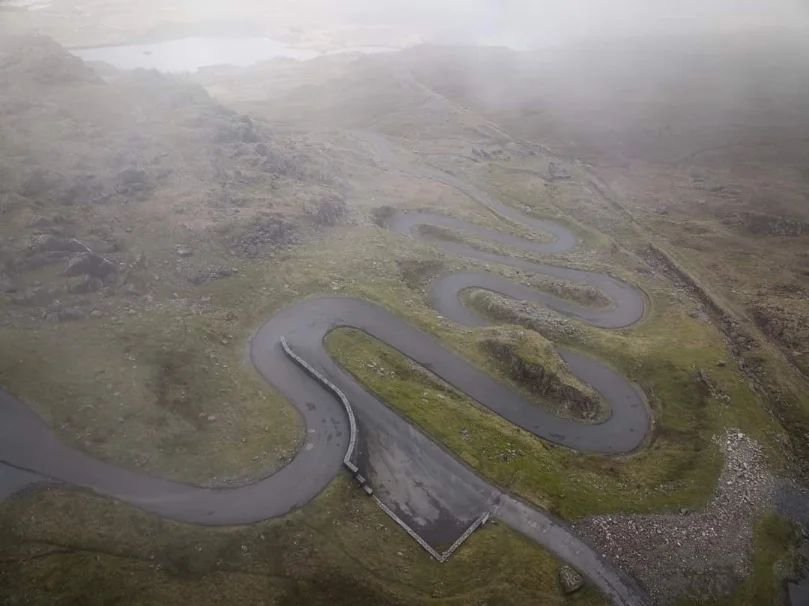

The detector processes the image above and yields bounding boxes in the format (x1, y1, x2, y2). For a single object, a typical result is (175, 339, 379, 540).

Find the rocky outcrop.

(63, 252, 117, 279)
(481, 334, 602, 422)
(751, 302, 809, 373)
(397, 258, 445, 290)
(188, 266, 237, 286)
(751, 303, 809, 354)
(0, 35, 101, 86)
(737, 212, 809, 237)
(232, 216, 298, 258)
(370, 205, 396, 227)
(548, 161, 572, 180)
(305, 194, 347, 226)
(115, 167, 152, 198)
(29, 235, 91, 254)
(465, 289, 580, 340)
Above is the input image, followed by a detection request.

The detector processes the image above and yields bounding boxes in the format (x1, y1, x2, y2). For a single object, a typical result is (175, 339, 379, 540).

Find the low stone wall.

(280, 336, 489, 561)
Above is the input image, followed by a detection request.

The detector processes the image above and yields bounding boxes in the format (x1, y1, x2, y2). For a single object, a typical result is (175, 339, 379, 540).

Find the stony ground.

(576, 431, 796, 604)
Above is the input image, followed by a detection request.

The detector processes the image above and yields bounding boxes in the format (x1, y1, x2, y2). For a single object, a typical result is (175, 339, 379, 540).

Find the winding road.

(0, 152, 651, 605)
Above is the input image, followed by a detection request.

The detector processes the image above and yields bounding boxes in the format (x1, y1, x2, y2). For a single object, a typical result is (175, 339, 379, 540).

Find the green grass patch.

(0, 307, 302, 485)
(0, 479, 605, 606)
(325, 274, 782, 520)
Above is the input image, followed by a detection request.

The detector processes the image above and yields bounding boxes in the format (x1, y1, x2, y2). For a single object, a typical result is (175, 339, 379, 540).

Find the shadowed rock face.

(481, 336, 602, 421)
(63, 252, 117, 279)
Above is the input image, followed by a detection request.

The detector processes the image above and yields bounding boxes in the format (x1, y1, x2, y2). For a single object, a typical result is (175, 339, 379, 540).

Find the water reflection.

(72, 36, 396, 72)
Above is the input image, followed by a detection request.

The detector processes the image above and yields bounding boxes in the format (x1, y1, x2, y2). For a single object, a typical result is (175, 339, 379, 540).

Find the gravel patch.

(575, 430, 777, 604)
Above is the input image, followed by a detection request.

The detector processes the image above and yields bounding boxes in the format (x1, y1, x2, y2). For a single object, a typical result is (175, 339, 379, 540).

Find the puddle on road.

(71, 37, 397, 72)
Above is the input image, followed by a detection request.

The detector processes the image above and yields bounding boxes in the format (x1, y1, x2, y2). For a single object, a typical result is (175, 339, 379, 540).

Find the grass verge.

(0, 478, 605, 605)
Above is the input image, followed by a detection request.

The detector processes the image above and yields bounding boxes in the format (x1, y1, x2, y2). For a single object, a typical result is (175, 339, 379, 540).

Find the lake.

(72, 36, 397, 73)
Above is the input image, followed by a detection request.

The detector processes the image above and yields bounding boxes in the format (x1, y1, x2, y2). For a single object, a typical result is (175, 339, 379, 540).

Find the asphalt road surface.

(0, 149, 651, 605)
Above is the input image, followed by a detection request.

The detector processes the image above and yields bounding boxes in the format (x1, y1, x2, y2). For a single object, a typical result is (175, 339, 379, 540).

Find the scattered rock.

(189, 266, 236, 286)
(232, 215, 298, 258)
(559, 565, 584, 594)
(576, 431, 778, 605)
(548, 161, 572, 181)
(54, 306, 87, 322)
(695, 369, 731, 404)
(175, 245, 193, 257)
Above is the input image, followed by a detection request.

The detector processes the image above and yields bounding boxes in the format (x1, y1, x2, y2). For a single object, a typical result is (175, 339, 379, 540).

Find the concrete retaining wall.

(280, 337, 358, 474)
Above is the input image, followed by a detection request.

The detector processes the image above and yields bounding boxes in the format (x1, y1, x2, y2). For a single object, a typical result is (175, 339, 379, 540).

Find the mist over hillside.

(1, 3, 809, 606)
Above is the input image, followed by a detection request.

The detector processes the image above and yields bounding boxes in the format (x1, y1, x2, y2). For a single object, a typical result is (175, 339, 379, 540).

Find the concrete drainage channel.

(280, 336, 490, 562)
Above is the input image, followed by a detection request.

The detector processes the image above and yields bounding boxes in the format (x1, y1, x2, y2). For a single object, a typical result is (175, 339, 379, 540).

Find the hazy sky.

(9, 0, 805, 50)
(329, 0, 809, 47)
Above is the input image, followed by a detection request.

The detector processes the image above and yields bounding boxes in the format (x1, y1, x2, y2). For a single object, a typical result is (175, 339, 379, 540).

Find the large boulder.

(559, 565, 584, 594)
(64, 252, 117, 279)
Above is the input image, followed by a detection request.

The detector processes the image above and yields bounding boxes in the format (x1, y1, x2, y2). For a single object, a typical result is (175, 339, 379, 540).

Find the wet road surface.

(0, 153, 651, 605)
